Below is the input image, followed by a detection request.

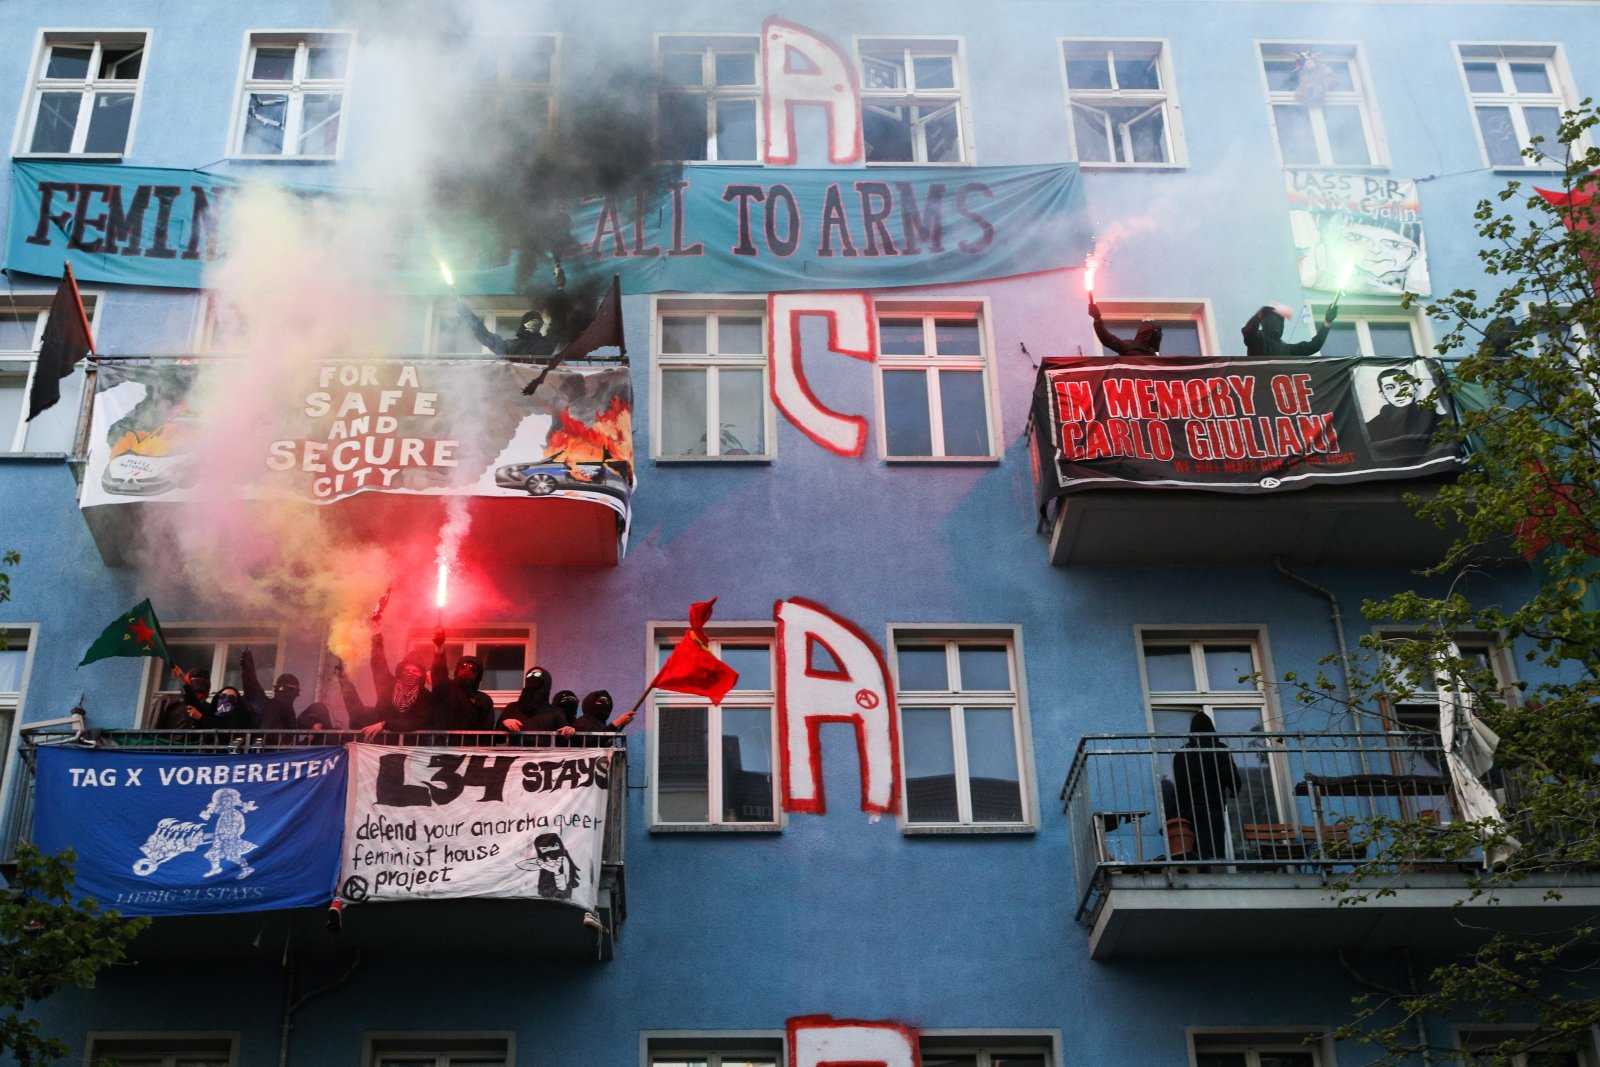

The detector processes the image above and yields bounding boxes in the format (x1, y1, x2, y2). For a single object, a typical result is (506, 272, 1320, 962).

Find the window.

(402, 628, 532, 708)
(1259, 44, 1382, 167)
(647, 1036, 783, 1067)
(0, 629, 30, 789)
(877, 310, 995, 459)
(1458, 46, 1575, 168)
(142, 627, 282, 726)
(366, 1034, 511, 1067)
(649, 630, 776, 827)
(432, 298, 529, 355)
(858, 39, 969, 164)
(657, 36, 760, 162)
(895, 631, 1029, 828)
(1461, 1029, 1593, 1067)
(1314, 306, 1426, 358)
(653, 301, 770, 460)
(1191, 1032, 1328, 1067)
(1062, 40, 1182, 166)
(232, 33, 352, 158)
(647, 1033, 1055, 1066)
(18, 33, 145, 156)
(1379, 634, 1513, 784)
(0, 292, 97, 454)
(1093, 300, 1209, 358)
(87, 1034, 236, 1067)
(463, 34, 556, 148)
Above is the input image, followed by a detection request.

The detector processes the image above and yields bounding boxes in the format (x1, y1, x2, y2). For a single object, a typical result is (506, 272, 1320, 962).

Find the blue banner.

(569, 163, 1091, 292)
(33, 746, 347, 916)
(8, 160, 1089, 294)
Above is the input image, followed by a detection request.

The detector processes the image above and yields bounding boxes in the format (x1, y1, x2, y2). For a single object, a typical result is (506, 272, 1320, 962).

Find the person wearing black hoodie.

(1089, 299, 1163, 357)
(553, 689, 580, 728)
(1242, 303, 1335, 359)
(499, 666, 573, 735)
(355, 623, 451, 737)
(573, 690, 638, 740)
(442, 654, 496, 731)
(240, 647, 299, 730)
(1171, 712, 1240, 860)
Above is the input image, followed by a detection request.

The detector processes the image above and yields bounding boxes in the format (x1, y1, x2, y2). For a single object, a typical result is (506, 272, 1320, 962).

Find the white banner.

(338, 744, 610, 910)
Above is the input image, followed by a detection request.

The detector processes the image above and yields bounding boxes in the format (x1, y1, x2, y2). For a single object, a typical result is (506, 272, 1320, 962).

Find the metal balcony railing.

(1061, 731, 1468, 920)
(3, 729, 628, 889)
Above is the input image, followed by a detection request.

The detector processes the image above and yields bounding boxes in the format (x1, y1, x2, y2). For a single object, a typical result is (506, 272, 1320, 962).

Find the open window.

(857, 38, 971, 164)
(18, 32, 146, 157)
(231, 32, 352, 159)
(1062, 39, 1184, 166)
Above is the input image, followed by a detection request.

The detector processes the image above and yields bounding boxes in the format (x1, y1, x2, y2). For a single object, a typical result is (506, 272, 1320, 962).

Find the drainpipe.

(279, 948, 361, 1067)
(1273, 557, 1374, 782)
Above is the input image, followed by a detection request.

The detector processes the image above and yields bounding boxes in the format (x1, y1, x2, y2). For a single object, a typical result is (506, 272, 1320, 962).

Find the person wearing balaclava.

(198, 685, 256, 730)
(296, 702, 334, 732)
(573, 690, 639, 738)
(1170, 712, 1240, 861)
(1089, 298, 1163, 357)
(1242, 302, 1335, 359)
(439, 652, 495, 731)
(356, 614, 450, 737)
(457, 303, 558, 358)
(240, 647, 299, 730)
(553, 689, 580, 729)
(499, 666, 572, 735)
(154, 665, 212, 729)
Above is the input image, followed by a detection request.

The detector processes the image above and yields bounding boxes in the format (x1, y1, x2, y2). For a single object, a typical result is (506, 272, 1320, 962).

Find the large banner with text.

(8, 160, 1089, 293)
(337, 745, 609, 911)
(1030, 355, 1462, 504)
(31, 747, 348, 916)
(80, 361, 633, 523)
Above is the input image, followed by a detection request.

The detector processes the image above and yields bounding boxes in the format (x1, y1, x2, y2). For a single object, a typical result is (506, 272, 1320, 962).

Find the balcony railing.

(1062, 730, 1470, 921)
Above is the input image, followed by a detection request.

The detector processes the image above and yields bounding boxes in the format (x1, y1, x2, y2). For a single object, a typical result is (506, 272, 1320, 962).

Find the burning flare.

(435, 559, 449, 610)
(438, 259, 455, 288)
(1083, 254, 1098, 295)
(1336, 262, 1353, 293)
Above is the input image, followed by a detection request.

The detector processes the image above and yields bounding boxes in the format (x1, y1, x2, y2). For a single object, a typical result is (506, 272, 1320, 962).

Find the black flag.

(27, 263, 95, 421)
(523, 276, 626, 396)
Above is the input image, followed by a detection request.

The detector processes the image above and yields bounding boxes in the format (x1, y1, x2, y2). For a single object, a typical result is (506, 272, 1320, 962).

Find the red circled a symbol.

(855, 689, 879, 709)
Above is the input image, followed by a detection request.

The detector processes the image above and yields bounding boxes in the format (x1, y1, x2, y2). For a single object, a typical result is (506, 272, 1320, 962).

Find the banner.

(9, 161, 1090, 294)
(32, 746, 347, 916)
(79, 362, 634, 523)
(570, 163, 1090, 292)
(1029, 355, 1462, 503)
(1287, 169, 1430, 296)
(337, 744, 609, 910)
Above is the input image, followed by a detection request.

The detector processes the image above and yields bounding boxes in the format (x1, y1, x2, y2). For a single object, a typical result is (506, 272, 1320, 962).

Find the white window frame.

(643, 1032, 786, 1067)
(85, 1032, 239, 1067)
(918, 1032, 1060, 1067)
(138, 625, 287, 726)
(0, 624, 37, 805)
(1308, 302, 1432, 359)
(655, 34, 762, 164)
(1091, 298, 1215, 359)
(1188, 1030, 1334, 1067)
(363, 1032, 514, 1067)
(855, 36, 973, 165)
(1256, 41, 1386, 168)
(399, 625, 536, 710)
(14, 30, 148, 158)
(874, 301, 999, 462)
(0, 288, 101, 454)
(228, 30, 354, 160)
(890, 624, 1036, 833)
(651, 296, 773, 461)
(1060, 38, 1185, 168)
(1456, 43, 1580, 170)
(1458, 1028, 1600, 1067)
(646, 621, 781, 831)
(428, 296, 532, 355)
(465, 32, 558, 136)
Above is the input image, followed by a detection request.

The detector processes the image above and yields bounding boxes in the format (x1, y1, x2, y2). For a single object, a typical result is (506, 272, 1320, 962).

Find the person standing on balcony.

(351, 609, 450, 737)
(1242, 303, 1335, 358)
(1089, 298, 1163, 356)
(1171, 713, 1240, 860)
(240, 647, 299, 730)
(573, 690, 637, 741)
(499, 666, 575, 735)
(440, 653, 496, 731)
(554, 689, 580, 728)
(153, 665, 212, 729)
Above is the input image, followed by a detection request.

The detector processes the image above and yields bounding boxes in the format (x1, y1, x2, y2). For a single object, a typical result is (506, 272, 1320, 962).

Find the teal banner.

(8, 161, 1089, 293)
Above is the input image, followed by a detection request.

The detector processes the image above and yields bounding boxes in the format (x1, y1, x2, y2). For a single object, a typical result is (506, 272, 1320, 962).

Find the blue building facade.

(1, 1, 1596, 1065)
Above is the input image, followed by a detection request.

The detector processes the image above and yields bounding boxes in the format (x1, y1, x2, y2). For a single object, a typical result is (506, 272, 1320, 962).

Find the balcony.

(77, 356, 635, 567)
(4, 729, 628, 961)
(1061, 731, 1600, 959)
(1028, 355, 1466, 565)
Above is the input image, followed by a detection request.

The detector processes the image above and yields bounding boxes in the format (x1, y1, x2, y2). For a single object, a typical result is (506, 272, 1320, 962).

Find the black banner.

(1029, 355, 1462, 505)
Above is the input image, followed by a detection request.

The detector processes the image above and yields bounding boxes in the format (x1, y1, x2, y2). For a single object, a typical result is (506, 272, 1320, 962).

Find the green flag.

(80, 599, 172, 667)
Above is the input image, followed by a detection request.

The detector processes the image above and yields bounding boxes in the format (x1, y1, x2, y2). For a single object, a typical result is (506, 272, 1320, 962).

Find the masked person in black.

(154, 666, 212, 729)
(553, 689, 580, 728)
(1171, 713, 1240, 861)
(457, 303, 558, 358)
(499, 666, 575, 735)
(1242, 303, 1335, 358)
(1089, 299, 1163, 356)
(440, 653, 495, 731)
(354, 620, 450, 737)
(240, 648, 298, 730)
(573, 690, 638, 740)
(297, 702, 333, 732)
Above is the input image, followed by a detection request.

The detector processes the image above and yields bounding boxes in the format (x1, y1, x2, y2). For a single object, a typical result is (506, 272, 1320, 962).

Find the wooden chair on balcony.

(1241, 822, 1310, 867)
(1300, 822, 1367, 862)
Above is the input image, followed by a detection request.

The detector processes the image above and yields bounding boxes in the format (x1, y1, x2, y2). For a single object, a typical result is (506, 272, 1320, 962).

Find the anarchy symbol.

(341, 875, 369, 902)
(855, 689, 879, 709)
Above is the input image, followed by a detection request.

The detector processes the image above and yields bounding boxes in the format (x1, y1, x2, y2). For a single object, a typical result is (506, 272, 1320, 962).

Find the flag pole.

(63, 261, 95, 355)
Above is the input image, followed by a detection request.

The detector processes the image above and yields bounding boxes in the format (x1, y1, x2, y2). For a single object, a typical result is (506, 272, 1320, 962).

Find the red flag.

(27, 262, 95, 421)
(651, 598, 739, 703)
